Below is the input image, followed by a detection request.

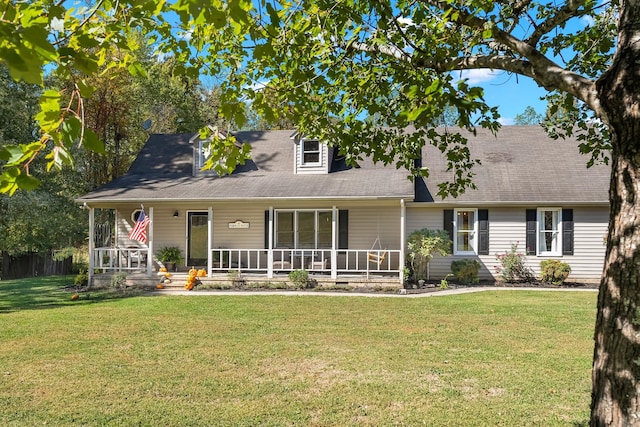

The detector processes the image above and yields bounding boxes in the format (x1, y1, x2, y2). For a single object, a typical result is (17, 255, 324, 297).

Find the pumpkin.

(71, 293, 79, 300)
(197, 269, 207, 277)
(156, 283, 164, 289)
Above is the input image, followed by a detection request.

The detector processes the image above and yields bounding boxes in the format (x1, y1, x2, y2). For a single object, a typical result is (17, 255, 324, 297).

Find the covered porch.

(86, 201, 408, 285)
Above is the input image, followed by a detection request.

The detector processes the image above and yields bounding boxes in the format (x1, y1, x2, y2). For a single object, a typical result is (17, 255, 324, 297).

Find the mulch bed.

(404, 279, 599, 295)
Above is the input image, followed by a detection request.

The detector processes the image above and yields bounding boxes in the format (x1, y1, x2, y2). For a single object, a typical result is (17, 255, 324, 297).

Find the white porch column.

(267, 206, 274, 278)
(147, 207, 154, 276)
(331, 206, 337, 279)
(400, 199, 406, 284)
(88, 206, 95, 284)
(207, 207, 213, 277)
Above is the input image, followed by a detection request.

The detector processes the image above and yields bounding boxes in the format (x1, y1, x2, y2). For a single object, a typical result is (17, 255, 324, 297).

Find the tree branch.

(410, 0, 602, 114)
(526, 0, 588, 46)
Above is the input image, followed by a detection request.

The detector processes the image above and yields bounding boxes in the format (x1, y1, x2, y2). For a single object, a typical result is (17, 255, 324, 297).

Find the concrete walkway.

(155, 286, 598, 298)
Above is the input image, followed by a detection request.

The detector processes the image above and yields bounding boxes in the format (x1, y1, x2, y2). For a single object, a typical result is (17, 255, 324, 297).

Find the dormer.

(292, 133, 330, 174)
(189, 126, 238, 177)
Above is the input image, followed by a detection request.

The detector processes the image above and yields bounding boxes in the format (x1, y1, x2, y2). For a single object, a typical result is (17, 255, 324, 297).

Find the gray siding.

(406, 205, 607, 281)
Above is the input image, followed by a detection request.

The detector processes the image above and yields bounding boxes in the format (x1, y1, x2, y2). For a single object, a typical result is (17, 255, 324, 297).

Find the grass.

(0, 276, 596, 426)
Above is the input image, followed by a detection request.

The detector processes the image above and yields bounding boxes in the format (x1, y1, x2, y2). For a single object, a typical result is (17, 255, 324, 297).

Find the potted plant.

(157, 246, 183, 271)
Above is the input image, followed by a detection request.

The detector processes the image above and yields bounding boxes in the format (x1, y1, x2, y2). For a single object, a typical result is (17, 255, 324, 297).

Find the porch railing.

(91, 247, 401, 279)
(93, 247, 148, 272)
(210, 248, 401, 277)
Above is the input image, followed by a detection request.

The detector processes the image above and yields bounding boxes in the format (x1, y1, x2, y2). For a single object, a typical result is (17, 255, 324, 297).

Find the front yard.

(0, 276, 596, 426)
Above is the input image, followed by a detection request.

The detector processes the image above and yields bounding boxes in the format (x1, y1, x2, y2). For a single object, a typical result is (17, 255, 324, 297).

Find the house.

(76, 126, 610, 286)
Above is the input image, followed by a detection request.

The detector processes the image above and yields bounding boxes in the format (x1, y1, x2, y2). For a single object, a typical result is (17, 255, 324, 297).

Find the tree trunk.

(591, 2, 640, 423)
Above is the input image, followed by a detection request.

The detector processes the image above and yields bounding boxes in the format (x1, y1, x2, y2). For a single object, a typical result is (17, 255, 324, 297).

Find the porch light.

(173, 211, 179, 218)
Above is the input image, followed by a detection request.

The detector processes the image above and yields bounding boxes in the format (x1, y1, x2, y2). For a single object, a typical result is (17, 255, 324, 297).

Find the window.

(198, 140, 210, 169)
(275, 210, 332, 249)
(538, 208, 562, 255)
(526, 208, 572, 256)
(444, 209, 489, 255)
(197, 140, 229, 171)
(301, 139, 320, 165)
(454, 209, 477, 254)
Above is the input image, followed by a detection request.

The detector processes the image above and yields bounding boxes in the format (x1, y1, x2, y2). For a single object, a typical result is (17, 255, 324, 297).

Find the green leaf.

(127, 60, 147, 77)
(81, 129, 105, 154)
(75, 79, 96, 98)
(15, 171, 41, 191)
(36, 90, 61, 133)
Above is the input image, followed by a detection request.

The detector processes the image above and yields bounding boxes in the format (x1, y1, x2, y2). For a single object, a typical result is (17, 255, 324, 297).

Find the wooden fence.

(1, 252, 73, 280)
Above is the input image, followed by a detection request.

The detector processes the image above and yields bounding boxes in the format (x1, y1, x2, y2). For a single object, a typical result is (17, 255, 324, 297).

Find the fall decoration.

(197, 269, 207, 277)
(156, 284, 164, 289)
(71, 293, 79, 300)
(184, 268, 201, 291)
(157, 269, 172, 286)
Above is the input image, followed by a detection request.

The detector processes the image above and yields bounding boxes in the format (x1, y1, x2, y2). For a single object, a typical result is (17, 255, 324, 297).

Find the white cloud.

(498, 117, 514, 126)
(580, 15, 595, 26)
(452, 69, 503, 85)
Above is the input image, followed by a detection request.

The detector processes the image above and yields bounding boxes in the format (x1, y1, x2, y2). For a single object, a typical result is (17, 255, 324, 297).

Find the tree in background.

(0, 63, 86, 257)
(513, 106, 543, 125)
(0, 0, 636, 423)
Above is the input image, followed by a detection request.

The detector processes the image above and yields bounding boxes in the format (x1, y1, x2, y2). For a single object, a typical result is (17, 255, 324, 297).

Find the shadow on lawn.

(0, 275, 145, 313)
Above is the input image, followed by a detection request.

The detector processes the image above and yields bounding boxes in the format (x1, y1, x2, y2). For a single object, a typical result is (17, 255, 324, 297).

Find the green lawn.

(0, 277, 596, 426)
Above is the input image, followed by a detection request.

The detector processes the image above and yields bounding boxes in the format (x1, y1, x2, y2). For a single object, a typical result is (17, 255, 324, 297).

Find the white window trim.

(300, 139, 321, 166)
(453, 208, 478, 255)
(537, 207, 563, 256)
(275, 209, 332, 249)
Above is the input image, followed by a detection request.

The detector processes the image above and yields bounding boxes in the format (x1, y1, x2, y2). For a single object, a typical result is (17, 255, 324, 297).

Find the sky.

(456, 69, 549, 126)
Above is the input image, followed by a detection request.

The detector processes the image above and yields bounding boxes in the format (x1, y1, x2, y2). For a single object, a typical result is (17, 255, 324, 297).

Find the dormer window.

(301, 139, 321, 165)
(198, 140, 211, 169)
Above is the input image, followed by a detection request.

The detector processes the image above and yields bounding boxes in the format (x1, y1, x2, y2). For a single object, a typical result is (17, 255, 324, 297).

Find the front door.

(187, 212, 209, 266)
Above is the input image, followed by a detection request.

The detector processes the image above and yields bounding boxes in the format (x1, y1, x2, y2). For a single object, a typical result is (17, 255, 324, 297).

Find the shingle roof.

(77, 130, 415, 203)
(77, 126, 610, 205)
(420, 126, 610, 204)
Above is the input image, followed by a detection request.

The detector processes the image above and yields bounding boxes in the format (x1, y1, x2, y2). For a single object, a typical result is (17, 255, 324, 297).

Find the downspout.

(400, 199, 406, 285)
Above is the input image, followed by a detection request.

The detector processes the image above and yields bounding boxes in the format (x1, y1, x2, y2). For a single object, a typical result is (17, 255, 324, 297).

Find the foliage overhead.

(0, 0, 616, 197)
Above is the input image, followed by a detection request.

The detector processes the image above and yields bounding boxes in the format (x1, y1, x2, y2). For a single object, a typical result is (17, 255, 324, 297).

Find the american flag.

(129, 209, 150, 243)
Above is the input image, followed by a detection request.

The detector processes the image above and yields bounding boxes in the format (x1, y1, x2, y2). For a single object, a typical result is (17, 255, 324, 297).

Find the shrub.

(288, 269, 310, 289)
(495, 243, 535, 283)
(450, 259, 481, 285)
(110, 272, 127, 289)
(540, 260, 572, 285)
(74, 271, 88, 287)
(406, 229, 452, 281)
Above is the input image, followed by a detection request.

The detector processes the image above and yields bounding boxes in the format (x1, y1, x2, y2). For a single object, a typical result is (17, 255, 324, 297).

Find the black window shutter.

(338, 210, 348, 249)
(264, 210, 270, 249)
(562, 208, 574, 255)
(526, 209, 537, 255)
(478, 209, 489, 255)
(443, 210, 454, 254)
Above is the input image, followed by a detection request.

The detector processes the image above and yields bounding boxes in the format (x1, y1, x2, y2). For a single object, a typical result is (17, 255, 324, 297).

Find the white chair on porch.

(309, 258, 329, 271)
